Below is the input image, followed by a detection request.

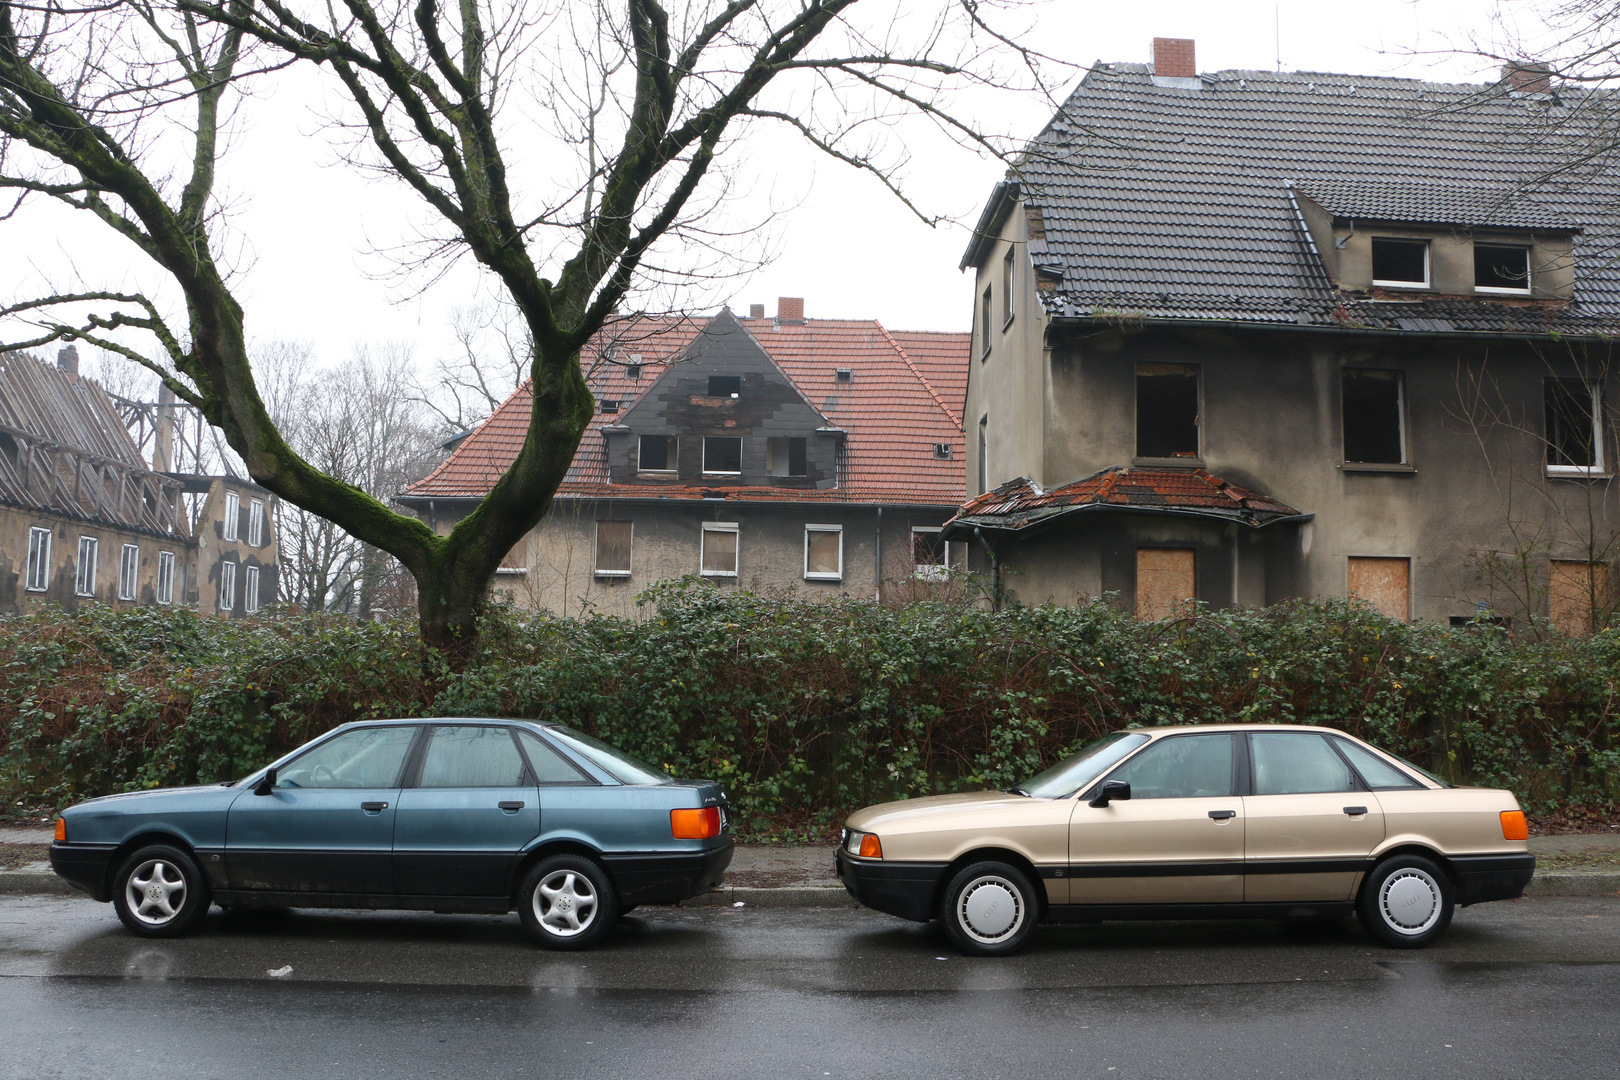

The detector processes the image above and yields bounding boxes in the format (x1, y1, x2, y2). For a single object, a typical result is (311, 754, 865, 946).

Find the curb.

(0, 869, 76, 896)
(1523, 871, 1620, 898)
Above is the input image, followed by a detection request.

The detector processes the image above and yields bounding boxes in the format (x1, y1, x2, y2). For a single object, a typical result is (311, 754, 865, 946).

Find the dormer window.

(1475, 244, 1532, 294)
(599, 399, 620, 414)
(1371, 238, 1429, 288)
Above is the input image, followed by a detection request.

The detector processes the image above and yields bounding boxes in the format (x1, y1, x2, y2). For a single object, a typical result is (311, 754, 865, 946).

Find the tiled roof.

(997, 64, 1620, 333)
(405, 312, 969, 506)
(1290, 179, 1574, 232)
(947, 467, 1304, 533)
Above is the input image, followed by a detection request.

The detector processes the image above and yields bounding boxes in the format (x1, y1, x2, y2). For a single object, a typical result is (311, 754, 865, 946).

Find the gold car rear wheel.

(1357, 853, 1454, 948)
(940, 860, 1038, 956)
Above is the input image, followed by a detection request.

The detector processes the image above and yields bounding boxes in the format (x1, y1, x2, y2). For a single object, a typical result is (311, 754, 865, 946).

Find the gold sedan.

(835, 724, 1533, 955)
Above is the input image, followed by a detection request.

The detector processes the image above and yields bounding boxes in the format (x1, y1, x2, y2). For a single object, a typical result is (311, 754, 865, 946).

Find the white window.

(1546, 380, 1607, 476)
(804, 524, 843, 581)
(118, 544, 139, 601)
(25, 527, 51, 592)
(156, 551, 175, 605)
(220, 560, 236, 612)
(223, 491, 239, 541)
(1475, 244, 1532, 294)
(912, 527, 949, 581)
(248, 499, 264, 547)
(75, 536, 98, 597)
(977, 415, 988, 493)
(1002, 247, 1015, 325)
(1371, 238, 1430, 289)
(701, 522, 739, 577)
(595, 521, 632, 577)
(244, 565, 260, 613)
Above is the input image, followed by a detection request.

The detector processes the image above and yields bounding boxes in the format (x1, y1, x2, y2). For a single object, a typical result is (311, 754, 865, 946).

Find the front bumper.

(1449, 853, 1536, 906)
(49, 842, 118, 902)
(601, 839, 735, 905)
(835, 851, 949, 923)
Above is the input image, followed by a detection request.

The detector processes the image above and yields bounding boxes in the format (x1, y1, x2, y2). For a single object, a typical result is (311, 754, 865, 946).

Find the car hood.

(844, 790, 1038, 833)
(74, 783, 235, 807)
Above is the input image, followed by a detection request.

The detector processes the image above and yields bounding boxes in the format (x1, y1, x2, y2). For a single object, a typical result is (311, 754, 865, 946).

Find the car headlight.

(844, 829, 883, 859)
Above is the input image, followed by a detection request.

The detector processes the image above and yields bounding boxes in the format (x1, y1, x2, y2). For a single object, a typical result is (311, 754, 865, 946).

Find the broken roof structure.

(952, 468, 1306, 536)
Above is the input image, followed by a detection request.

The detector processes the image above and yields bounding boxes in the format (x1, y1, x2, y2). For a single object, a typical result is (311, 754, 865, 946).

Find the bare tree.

(0, 0, 1066, 655)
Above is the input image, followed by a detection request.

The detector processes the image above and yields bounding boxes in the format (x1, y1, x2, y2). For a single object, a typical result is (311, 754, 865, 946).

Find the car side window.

(276, 726, 417, 789)
(419, 726, 528, 788)
(517, 730, 592, 784)
(1331, 738, 1422, 790)
(1104, 734, 1235, 798)
(1250, 733, 1358, 795)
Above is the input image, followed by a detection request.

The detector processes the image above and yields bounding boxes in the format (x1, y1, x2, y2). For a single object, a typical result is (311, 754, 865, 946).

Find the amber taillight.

(671, 806, 722, 839)
(54, 817, 66, 842)
(1500, 810, 1529, 841)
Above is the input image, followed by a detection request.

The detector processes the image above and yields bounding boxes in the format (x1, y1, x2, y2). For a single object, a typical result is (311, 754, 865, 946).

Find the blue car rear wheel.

(518, 855, 618, 950)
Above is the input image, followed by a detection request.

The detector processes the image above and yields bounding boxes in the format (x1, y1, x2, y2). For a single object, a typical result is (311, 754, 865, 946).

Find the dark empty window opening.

(913, 529, 946, 566)
(1371, 238, 1429, 287)
(1342, 369, 1405, 464)
(767, 437, 807, 477)
(1475, 244, 1531, 292)
(933, 443, 953, 460)
(1136, 363, 1200, 459)
(627, 363, 643, 380)
(703, 436, 743, 473)
(1545, 379, 1601, 469)
(708, 375, 741, 398)
(599, 399, 619, 414)
(835, 368, 853, 383)
(638, 434, 674, 472)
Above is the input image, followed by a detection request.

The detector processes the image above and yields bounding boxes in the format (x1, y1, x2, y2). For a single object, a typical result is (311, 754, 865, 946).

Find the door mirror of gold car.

(1089, 779, 1132, 808)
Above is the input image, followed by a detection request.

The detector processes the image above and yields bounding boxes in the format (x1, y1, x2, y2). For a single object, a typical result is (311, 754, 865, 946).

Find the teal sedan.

(49, 719, 733, 949)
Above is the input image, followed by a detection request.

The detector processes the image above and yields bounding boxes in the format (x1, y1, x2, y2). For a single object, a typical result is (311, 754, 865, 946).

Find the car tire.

(939, 860, 1039, 956)
(518, 855, 619, 950)
(111, 844, 211, 939)
(1357, 853, 1454, 948)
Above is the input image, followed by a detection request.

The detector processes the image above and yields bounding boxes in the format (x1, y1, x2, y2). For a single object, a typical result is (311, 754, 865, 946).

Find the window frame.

(118, 543, 139, 601)
(911, 526, 950, 581)
(1340, 367, 1408, 467)
(248, 499, 264, 547)
(638, 434, 676, 473)
(223, 491, 239, 541)
(25, 527, 51, 592)
(219, 559, 237, 612)
(75, 535, 98, 598)
(700, 521, 739, 578)
(1001, 247, 1015, 328)
(416, 724, 532, 789)
(1545, 379, 1608, 477)
(766, 436, 808, 477)
(1093, 732, 1240, 800)
(244, 564, 261, 614)
(1370, 237, 1431, 289)
(980, 285, 993, 359)
(707, 375, 741, 399)
(594, 520, 633, 578)
(702, 435, 743, 476)
(1134, 362, 1202, 462)
(977, 415, 988, 493)
(1247, 731, 1365, 797)
(803, 523, 844, 581)
(156, 550, 175, 605)
(1474, 243, 1533, 295)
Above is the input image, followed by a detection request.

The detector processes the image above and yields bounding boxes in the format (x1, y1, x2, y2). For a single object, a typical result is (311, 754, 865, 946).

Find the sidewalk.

(3, 833, 1616, 904)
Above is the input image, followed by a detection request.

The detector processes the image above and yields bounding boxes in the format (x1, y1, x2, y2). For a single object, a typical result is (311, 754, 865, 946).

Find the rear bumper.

(835, 852, 949, 923)
(602, 840, 735, 905)
(1449, 853, 1536, 906)
(49, 843, 117, 902)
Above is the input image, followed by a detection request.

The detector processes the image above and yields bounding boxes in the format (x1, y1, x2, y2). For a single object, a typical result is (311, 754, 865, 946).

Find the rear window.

(1333, 738, 1436, 789)
(546, 726, 672, 786)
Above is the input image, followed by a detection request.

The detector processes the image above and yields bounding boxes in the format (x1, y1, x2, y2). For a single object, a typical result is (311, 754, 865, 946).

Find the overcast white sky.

(1, 0, 1542, 374)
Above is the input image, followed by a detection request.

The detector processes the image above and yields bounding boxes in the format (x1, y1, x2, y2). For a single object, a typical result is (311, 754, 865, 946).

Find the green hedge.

(3, 582, 1616, 839)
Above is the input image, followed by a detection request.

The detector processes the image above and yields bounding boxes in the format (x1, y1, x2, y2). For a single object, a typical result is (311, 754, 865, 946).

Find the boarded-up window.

(701, 523, 738, 577)
(1136, 364, 1199, 459)
(1550, 560, 1610, 636)
(595, 521, 632, 577)
(1348, 557, 1410, 621)
(1136, 549, 1195, 621)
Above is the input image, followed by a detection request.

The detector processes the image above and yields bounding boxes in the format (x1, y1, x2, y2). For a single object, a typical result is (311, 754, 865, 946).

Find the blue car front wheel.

(518, 855, 619, 950)
(112, 844, 211, 939)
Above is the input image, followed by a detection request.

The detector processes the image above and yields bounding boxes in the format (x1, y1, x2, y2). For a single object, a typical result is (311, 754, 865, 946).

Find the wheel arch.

(1365, 842, 1459, 891)
(104, 831, 202, 899)
(934, 847, 1048, 921)
(508, 839, 607, 903)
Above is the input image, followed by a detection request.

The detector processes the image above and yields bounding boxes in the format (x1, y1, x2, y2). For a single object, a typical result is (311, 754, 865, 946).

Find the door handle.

(1343, 806, 1368, 816)
(1208, 810, 1237, 820)
(498, 801, 525, 811)
(360, 801, 388, 812)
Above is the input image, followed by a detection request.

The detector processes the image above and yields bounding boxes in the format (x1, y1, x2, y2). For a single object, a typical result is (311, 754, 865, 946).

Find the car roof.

(1131, 723, 1352, 737)
(333, 717, 555, 729)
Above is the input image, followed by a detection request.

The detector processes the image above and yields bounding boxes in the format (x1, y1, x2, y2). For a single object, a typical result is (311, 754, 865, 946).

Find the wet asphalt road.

(1, 894, 1618, 1079)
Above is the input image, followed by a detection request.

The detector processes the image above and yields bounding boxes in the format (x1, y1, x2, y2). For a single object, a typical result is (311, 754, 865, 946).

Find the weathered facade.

(401, 301, 970, 616)
(0, 347, 278, 616)
(950, 41, 1619, 631)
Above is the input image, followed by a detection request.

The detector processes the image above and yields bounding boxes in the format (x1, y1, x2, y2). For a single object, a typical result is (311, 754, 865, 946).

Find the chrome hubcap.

(125, 860, 186, 926)
(1380, 867, 1441, 934)
(957, 875, 1023, 943)
(533, 870, 598, 938)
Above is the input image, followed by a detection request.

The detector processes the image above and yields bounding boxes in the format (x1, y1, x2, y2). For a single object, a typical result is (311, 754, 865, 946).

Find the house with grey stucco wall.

(947, 40, 1618, 632)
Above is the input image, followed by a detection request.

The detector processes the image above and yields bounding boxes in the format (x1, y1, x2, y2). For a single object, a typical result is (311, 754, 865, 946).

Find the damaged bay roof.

(965, 63, 1620, 335)
(945, 467, 1305, 536)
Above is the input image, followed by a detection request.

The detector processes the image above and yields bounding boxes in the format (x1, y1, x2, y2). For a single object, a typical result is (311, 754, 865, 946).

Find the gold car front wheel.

(940, 861, 1038, 956)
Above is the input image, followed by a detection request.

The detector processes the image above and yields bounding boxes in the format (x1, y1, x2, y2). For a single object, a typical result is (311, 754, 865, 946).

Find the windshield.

(1013, 732, 1150, 799)
(546, 726, 672, 786)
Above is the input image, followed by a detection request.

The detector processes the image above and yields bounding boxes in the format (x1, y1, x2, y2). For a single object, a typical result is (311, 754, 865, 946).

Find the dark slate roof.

(982, 63, 1620, 335)
(943, 467, 1304, 535)
(1291, 179, 1575, 232)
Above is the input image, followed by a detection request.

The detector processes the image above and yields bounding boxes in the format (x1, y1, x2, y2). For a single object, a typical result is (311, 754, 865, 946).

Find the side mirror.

(254, 767, 277, 796)
(1089, 780, 1131, 808)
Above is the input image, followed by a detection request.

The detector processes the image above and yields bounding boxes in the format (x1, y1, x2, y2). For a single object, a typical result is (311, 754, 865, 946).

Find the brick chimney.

(1153, 37, 1195, 79)
(1502, 61, 1551, 95)
(56, 344, 79, 376)
(749, 303, 765, 319)
(777, 297, 805, 324)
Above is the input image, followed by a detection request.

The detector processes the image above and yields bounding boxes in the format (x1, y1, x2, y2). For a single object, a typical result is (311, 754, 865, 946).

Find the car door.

(1068, 732, 1244, 904)
(392, 724, 542, 898)
(1242, 731, 1386, 902)
(225, 724, 419, 895)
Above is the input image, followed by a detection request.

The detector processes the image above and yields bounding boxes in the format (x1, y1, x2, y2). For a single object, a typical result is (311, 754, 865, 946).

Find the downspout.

(972, 526, 1002, 612)
(874, 506, 882, 602)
